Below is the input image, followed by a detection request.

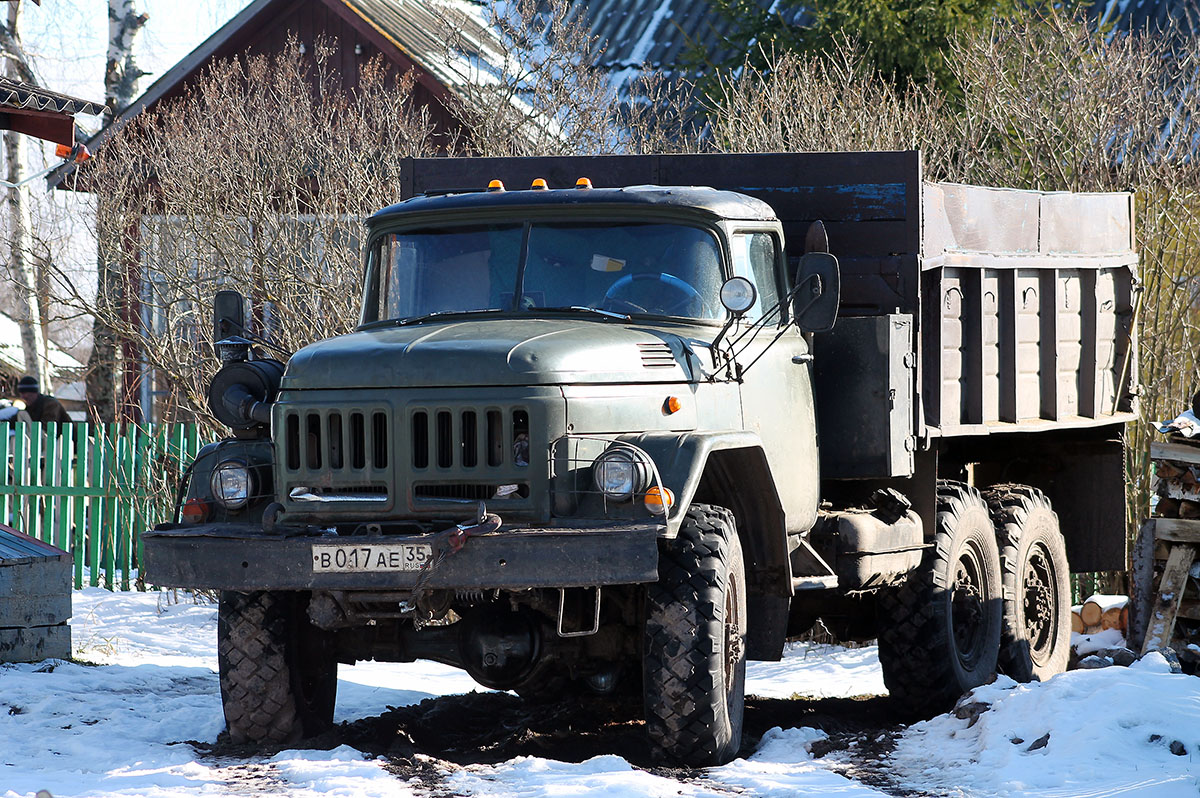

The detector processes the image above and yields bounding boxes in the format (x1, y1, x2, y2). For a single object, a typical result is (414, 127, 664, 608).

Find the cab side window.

(730, 232, 782, 322)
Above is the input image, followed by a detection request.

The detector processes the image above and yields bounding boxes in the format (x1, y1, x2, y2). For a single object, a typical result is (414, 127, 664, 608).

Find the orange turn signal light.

(531, 177, 548, 190)
(576, 177, 593, 189)
(487, 179, 505, 192)
(644, 486, 675, 515)
(664, 396, 682, 415)
(181, 498, 210, 524)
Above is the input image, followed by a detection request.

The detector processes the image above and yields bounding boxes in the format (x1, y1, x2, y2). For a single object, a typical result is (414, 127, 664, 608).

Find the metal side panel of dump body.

(920, 183, 1137, 438)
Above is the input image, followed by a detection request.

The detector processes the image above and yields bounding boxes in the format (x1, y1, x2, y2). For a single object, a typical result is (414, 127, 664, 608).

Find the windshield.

(369, 220, 725, 324)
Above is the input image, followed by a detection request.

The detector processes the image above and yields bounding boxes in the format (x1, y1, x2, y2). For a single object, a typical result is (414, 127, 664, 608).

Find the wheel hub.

(952, 549, 987, 666)
(1022, 544, 1056, 660)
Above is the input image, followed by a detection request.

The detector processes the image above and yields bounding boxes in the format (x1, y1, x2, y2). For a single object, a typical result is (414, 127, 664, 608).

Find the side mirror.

(213, 290, 246, 343)
(792, 252, 840, 333)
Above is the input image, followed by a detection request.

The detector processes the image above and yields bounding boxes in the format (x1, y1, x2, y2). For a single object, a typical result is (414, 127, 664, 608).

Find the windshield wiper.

(393, 308, 502, 327)
(535, 306, 631, 321)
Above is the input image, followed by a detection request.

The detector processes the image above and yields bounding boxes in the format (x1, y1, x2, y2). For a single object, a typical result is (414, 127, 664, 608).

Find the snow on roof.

(0, 77, 105, 118)
(0, 309, 85, 386)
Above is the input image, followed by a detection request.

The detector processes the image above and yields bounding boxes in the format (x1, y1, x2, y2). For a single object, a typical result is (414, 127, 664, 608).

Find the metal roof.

(0, 525, 69, 563)
(584, 0, 737, 74)
(0, 77, 105, 117)
(340, 0, 501, 92)
(371, 184, 778, 221)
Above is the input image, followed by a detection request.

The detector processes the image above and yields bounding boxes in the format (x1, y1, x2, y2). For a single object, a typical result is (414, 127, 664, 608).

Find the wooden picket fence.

(0, 421, 202, 590)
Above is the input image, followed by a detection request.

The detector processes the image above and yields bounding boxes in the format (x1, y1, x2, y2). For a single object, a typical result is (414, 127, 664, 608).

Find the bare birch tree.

(3, 0, 47, 385)
(86, 0, 148, 421)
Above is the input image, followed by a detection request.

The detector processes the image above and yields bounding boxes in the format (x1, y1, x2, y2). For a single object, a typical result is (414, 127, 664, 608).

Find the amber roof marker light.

(531, 178, 549, 190)
(487, 179, 505, 192)
(576, 177, 593, 189)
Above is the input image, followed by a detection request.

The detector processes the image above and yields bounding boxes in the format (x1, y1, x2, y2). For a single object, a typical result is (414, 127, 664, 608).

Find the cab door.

(727, 229, 820, 535)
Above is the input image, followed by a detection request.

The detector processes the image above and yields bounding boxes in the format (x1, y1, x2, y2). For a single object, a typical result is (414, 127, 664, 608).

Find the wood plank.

(0, 623, 70, 663)
(0, 594, 71, 628)
(1151, 439, 1200, 466)
(0, 559, 71, 596)
(1141, 543, 1196, 656)
(1154, 518, 1200, 544)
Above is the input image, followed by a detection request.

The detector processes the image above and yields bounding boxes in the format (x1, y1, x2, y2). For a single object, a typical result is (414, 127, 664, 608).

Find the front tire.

(643, 503, 746, 766)
(986, 485, 1070, 681)
(878, 481, 1002, 716)
(218, 591, 337, 744)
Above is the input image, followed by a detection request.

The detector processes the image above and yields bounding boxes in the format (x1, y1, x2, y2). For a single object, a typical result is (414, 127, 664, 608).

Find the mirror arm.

(729, 276, 823, 381)
(732, 322, 797, 381)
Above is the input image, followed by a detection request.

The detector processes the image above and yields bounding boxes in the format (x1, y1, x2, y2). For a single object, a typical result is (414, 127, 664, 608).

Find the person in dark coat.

(16, 376, 71, 423)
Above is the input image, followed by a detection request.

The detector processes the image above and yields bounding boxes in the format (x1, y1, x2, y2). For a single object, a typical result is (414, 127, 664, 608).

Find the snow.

(1083, 593, 1130, 613)
(2, 588, 1199, 797)
(1072, 627, 1127, 655)
(890, 656, 1200, 797)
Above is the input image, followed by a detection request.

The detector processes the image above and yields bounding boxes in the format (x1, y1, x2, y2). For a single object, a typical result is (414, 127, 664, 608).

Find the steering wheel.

(601, 272, 705, 317)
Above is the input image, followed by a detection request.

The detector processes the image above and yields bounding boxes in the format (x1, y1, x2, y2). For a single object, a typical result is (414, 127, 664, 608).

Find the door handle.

(792, 354, 814, 364)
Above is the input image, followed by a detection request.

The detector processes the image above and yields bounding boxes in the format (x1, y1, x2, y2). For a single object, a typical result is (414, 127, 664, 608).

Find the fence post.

(0, 420, 10, 526)
(73, 427, 89, 588)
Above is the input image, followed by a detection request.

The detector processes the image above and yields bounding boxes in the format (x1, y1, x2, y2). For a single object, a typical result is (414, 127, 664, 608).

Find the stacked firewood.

(1153, 457, 1200, 518)
(1071, 595, 1128, 636)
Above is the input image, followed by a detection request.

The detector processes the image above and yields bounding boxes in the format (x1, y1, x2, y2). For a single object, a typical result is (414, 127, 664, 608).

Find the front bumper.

(141, 521, 661, 591)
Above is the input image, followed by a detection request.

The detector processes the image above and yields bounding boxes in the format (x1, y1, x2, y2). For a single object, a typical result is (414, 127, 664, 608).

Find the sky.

(22, 0, 246, 131)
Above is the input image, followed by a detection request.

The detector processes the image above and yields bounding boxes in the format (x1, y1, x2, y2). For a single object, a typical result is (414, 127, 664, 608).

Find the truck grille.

(282, 408, 390, 472)
(278, 399, 540, 516)
(410, 408, 529, 470)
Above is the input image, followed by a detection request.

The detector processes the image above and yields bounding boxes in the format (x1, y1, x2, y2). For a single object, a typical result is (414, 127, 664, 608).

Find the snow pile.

(890, 653, 1200, 797)
(445, 728, 888, 798)
(709, 727, 886, 796)
(1072, 627, 1127, 656)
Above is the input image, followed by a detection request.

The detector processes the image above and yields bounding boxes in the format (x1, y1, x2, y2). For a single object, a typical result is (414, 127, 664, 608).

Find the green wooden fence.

(0, 421, 202, 590)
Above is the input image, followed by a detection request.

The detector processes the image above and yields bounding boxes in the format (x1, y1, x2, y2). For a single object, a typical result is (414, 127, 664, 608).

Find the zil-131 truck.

(143, 152, 1136, 766)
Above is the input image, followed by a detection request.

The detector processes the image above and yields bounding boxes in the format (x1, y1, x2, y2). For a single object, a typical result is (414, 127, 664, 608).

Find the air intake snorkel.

(206, 291, 286, 436)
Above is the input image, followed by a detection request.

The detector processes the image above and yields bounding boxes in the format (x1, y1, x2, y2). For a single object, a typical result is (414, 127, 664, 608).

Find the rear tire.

(877, 481, 1002, 716)
(218, 591, 337, 744)
(643, 503, 746, 766)
(986, 485, 1070, 682)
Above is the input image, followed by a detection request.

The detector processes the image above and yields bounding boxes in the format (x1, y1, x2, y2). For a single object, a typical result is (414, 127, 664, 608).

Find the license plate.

(312, 542, 434, 573)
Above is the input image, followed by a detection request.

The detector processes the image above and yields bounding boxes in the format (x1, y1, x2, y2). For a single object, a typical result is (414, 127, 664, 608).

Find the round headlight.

(720, 276, 757, 316)
(210, 459, 254, 510)
(592, 448, 652, 502)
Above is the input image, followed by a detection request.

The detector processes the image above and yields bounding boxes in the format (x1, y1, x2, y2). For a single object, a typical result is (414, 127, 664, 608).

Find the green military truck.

(143, 152, 1137, 765)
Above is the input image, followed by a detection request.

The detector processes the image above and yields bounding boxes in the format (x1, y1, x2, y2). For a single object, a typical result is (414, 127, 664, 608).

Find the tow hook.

(402, 504, 502, 620)
(442, 502, 502, 554)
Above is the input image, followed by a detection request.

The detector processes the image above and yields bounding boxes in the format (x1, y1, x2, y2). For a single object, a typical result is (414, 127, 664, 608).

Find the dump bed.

(396, 152, 1137, 479)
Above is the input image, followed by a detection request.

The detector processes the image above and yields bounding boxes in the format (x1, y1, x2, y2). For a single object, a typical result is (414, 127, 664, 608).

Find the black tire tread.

(985, 484, 1070, 681)
(218, 591, 335, 744)
(878, 481, 1001, 716)
(643, 503, 744, 766)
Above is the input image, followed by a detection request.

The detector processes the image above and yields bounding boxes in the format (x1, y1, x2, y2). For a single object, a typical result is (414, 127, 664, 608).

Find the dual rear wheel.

(878, 481, 1071, 716)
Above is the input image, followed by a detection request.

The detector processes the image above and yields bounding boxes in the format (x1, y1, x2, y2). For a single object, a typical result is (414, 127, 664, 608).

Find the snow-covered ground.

(1, 588, 1198, 797)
